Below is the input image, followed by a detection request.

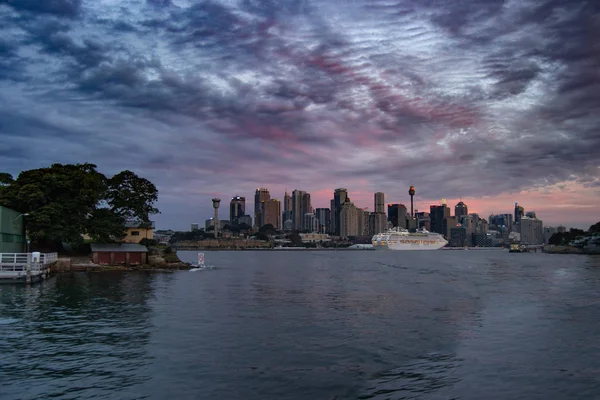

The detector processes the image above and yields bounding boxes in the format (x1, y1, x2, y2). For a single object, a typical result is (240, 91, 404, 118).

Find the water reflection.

(0, 272, 169, 400)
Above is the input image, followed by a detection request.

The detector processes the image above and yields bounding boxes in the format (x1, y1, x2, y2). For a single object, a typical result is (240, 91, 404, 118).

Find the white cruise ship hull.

(373, 241, 447, 251)
(371, 228, 448, 251)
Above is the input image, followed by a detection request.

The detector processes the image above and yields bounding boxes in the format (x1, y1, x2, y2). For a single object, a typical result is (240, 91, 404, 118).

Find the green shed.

(0, 206, 26, 253)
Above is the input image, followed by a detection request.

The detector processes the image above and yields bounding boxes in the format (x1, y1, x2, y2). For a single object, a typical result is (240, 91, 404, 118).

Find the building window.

(131, 231, 140, 236)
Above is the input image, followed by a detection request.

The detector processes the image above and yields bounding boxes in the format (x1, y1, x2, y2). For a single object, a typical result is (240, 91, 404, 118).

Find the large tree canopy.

(0, 163, 159, 247)
(106, 170, 159, 222)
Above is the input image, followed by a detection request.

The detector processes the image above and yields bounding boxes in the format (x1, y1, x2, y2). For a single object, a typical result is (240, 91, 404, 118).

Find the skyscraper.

(261, 199, 281, 230)
(340, 197, 360, 239)
(229, 195, 245, 225)
(292, 190, 311, 231)
(374, 192, 385, 214)
(430, 204, 450, 235)
(514, 202, 524, 225)
(315, 208, 331, 233)
(282, 191, 292, 228)
(455, 201, 468, 221)
(388, 204, 407, 228)
(372, 192, 387, 234)
(333, 188, 348, 236)
(254, 188, 270, 228)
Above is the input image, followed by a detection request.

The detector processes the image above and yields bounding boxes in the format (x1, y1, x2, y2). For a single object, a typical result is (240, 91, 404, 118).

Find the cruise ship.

(372, 227, 448, 250)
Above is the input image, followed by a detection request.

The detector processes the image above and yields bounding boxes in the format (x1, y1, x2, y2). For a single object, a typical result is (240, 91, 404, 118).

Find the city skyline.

(1, 1, 598, 231)
(194, 184, 587, 231)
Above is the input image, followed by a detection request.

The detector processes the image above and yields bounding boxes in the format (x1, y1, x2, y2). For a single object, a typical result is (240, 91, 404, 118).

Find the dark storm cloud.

(1, 0, 599, 227)
(0, 0, 81, 18)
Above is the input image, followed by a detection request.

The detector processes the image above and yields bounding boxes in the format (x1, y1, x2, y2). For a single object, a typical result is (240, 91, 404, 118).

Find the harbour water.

(1, 250, 599, 399)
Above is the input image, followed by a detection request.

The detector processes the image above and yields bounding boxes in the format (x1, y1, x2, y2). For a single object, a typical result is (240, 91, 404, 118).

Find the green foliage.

(0, 172, 13, 186)
(85, 208, 126, 243)
(238, 223, 252, 231)
(589, 222, 600, 233)
(254, 232, 269, 241)
(0, 163, 159, 248)
(259, 223, 276, 234)
(106, 170, 159, 222)
(288, 233, 303, 246)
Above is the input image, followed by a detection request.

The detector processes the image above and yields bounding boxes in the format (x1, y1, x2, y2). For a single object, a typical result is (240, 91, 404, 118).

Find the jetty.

(0, 252, 58, 284)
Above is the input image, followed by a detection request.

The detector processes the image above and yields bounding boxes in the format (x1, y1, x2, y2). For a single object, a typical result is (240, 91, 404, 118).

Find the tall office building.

(430, 204, 450, 235)
(315, 208, 331, 234)
(261, 199, 281, 230)
(292, 190, 311, 231)
(372, 193, 387, 234)
(229, 195, 245, 225)
(282, 191, 293, 228)
(254, 188, 270, 228)
(388, 203, 408, 228)
(514, 202, 524, 225)
(455, 201, 468, 221)
(284, 191, 292, 213)
(374, 192, 385, 214)
(333, 188, 348, 236)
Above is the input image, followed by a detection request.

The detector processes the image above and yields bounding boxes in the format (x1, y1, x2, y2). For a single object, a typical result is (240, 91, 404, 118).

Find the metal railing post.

(26, 252, 31, 284)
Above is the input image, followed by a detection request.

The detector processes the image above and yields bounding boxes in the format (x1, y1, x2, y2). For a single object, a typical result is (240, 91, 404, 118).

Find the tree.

(106, 170, 159, 222)
(288, 233, 303, 246)
(0, 163, 108, 246)
(238, 223, 251, 231)
(84, 208, 126, 243)
(254, 232, 269, 241)
(589, 222, 600, 234)
(259, 223, 276, 234)
(0, 172, 13, 186)
(0, 163, 160, 249)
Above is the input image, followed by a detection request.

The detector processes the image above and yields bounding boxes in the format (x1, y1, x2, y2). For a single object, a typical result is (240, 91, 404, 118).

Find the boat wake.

(189, 265, 216, 272)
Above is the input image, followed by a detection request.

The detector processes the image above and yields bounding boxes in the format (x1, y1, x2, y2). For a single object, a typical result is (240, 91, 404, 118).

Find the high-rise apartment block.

(520, 216, 543, 245)
(339, 197, 360, 239)
(262, 198, 281, 230)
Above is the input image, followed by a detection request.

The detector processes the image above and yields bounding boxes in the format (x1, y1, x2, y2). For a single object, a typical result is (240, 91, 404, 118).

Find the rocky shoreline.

(50, 250, 193, 273)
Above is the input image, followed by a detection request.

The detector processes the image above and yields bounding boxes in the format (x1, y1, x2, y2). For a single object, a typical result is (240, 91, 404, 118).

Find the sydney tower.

(409, 185, 415, 218)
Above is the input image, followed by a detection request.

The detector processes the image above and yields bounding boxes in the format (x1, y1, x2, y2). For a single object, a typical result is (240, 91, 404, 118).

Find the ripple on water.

(358, 352, 463, 399)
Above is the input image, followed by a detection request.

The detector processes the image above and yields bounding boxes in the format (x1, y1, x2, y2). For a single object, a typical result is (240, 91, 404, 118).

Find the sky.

(0, 0, 599, 230)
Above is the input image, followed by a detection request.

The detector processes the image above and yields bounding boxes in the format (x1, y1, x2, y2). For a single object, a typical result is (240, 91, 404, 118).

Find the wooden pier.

(0, 252, 58, 284)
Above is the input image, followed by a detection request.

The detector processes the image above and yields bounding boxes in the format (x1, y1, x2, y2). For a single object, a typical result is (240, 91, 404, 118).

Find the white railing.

(0, 252, 58, 267)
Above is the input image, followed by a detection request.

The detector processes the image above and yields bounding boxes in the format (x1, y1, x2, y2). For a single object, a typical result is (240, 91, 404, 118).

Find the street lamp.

(13, 213, 29, 221)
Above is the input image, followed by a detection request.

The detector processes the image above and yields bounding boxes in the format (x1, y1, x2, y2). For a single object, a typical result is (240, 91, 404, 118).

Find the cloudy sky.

(1, 0, 599, 230)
